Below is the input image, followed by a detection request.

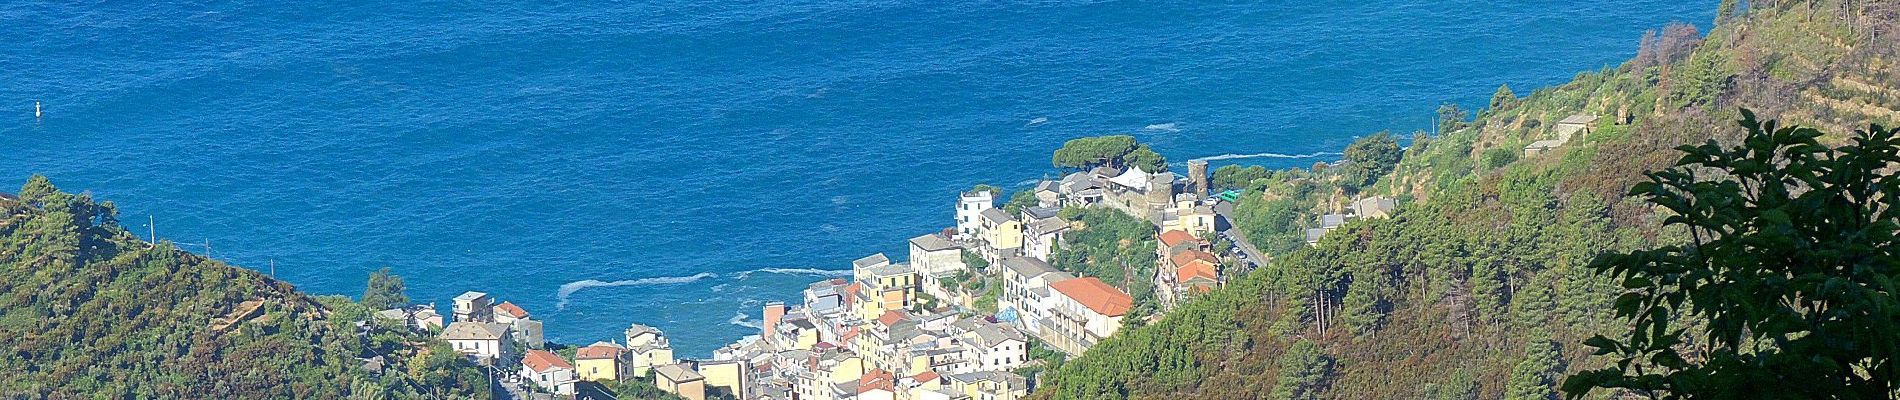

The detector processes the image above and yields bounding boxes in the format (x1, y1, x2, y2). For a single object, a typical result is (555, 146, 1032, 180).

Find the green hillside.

(0, 176, 487, 398)
(1037, 2, 1899, 399)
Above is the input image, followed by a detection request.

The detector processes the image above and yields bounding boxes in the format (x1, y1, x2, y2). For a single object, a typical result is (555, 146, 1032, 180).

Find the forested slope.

(0, 176, 485, 398)
(1037, 1, 1899, 399)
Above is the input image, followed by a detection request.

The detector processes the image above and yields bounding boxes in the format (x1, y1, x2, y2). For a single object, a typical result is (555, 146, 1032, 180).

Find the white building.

(1021, 217, 1068, 262)
(441, 321, 513, 363)
(521, 349, 579, 396)
(956, 191, 995, 239)
(997, 257, 1073, 334)
(1045, 278, 1133, 356)
(451, 291, 493, 323)
(626, 323, 678, 376)
(911, 233, 968, 305)
(961, 324, 1028, 372)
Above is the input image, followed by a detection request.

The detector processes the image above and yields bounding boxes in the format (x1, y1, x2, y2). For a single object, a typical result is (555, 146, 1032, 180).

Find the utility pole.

(148, 215, 157, 248)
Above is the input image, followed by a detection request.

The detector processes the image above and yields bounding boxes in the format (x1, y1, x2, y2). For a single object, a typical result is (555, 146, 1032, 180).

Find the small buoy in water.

(35, 102, 41, 118)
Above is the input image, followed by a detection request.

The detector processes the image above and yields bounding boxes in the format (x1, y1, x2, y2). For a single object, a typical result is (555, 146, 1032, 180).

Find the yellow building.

(574, 344, 625, 381)
(978, 208, 1023, 254)
(655, 364, 706, 400)
(947, 371, 1027, 400)
(625, 324, 676, 377)
(854, 264, 919, 322)
(697, 360, 747, 398)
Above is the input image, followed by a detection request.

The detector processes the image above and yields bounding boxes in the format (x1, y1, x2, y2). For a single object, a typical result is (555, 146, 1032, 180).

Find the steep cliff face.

(1036, 2, 1899, 399)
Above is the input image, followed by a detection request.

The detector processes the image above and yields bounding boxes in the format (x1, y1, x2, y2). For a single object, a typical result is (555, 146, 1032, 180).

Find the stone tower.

(1187, 159, 1209, 198)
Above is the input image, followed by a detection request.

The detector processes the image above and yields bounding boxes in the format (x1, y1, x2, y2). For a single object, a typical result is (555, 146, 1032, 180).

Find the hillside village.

(389, 150, 1399, 399)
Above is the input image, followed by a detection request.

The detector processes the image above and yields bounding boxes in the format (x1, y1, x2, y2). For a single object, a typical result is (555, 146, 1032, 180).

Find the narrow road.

(1211, 201, 1269, 275)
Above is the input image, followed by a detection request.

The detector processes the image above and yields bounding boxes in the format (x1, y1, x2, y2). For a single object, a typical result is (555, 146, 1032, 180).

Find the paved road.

(1211, 201, 1269, 275)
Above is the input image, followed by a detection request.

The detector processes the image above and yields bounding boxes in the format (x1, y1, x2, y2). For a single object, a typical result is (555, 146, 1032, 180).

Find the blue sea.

(3, 1, 1711, 356)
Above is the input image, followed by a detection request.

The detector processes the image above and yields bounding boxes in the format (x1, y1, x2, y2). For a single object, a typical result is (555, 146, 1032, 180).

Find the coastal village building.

(1351, 196, 1399, 219)
(697, 359, 750, 399)
(946, 371, 1028, 400)
(656, 363, 708, 400)
(575, 342, 626, 381)
(956, 191, 994, 238)
(805, 278, 851, 318)
(910, 233, 968, 306)
(440, 321, 512, 364)
(1159, 198, 1218, 236)
(960, 323, 1028, 372)
(1525, 114, 1598, 155)
(451, 291, 493, 323)
(1100, 166, 1177, 219)
(1019, 206, 1068, 261)
(975, 208, 1023, 263)
(1156, 228, 1222, 309)
(493, 301, 529, 324)
(520, 349, 579, 396)
(1032, 181, 1061, 208)
(852, 253, 918, 321)
(998, 257, 1074, 335)
(626, 323, 677, 377)
(1044, 277, 1133, 356)
(374, 304, 444, 332)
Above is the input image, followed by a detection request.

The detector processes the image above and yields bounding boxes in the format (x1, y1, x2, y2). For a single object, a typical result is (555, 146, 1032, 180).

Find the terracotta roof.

(1177, 261, 1219, 284)
(1170, 250, 1219, 270)
(576, 345, 622, 360)
(859, 369, 896, 394)
(877, 310, 909, 327)
(494, 301, 529, 319)
(522, 350, 573, 372)
(839, 326, 859, 342)
(913, 370, 941, 383)
(1158, 230, 1197, 248)
(1050, 277, 1133, 317)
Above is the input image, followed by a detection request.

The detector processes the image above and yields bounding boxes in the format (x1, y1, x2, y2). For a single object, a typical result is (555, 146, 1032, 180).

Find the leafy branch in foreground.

(1564, 109, 1900, 398)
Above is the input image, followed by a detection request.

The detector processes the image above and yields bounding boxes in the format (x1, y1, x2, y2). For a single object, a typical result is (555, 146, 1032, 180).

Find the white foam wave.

(556, 272, 718, 309)
(728, 312, 764, 329)
(1188, 151, 1342, 162)
(735, 267, 854, 280)
(1026, 117, 1049, 127)
(1144, 122, 1181, 132)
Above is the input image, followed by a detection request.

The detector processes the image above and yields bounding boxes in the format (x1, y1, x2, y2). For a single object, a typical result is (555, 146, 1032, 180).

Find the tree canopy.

(362, 267, 409, 310)
(1564, 112, 1900, 399)
(1052, 135, 1167, 172)
(1338, 132, 1404, 190)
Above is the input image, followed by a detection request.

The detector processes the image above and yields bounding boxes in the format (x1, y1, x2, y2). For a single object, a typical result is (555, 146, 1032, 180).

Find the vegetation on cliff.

(0, 176, 486, 398)
(1036, 1, 1900, 398)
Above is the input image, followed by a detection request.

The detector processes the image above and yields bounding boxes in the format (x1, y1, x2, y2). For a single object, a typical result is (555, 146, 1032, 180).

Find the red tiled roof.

(1169, 250, 1219, 270)
(913, 370, 940, 383)
(839, 326, 860, 342)
(1158, 230, 1197, 248)
(1176, 260, 1219, 284)
(877, 310, 908, 327)
(859, 369, 896, 394)
(495, 301, 529, 319)
(576, 345, 622, 360)
(522, 350, 573, 372)
(1050, 277, 1133, 317)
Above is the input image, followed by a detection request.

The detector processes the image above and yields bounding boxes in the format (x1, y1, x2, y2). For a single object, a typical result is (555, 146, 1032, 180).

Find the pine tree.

(362, 267, 409, 310)
(1490, 84, 1518, 110)
(1507, 335, 1560, 400)
(1272, 340, 1335, 400)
